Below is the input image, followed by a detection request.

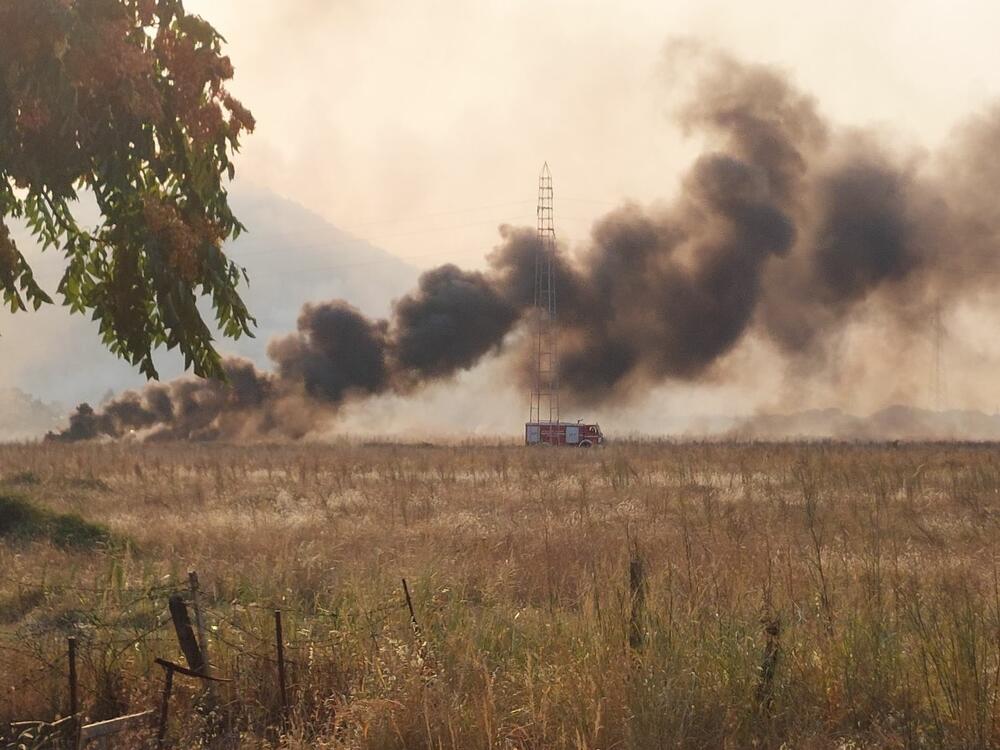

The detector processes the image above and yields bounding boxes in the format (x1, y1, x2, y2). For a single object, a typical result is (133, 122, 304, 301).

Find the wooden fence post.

(168, 594, 204, 673)
(274, 610, 288, 727)
(187, 571, 211, 679)
(152, 656, 231, 748)
(67, 636, 78, 718)
(68, 635, 81, 747)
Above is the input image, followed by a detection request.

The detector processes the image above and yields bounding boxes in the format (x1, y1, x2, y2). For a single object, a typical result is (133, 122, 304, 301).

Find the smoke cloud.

(50, 45, 1000, 441)
(391, 264, 518, 381)
(54, 358, 278, 442)
(268, 302, 390, 402)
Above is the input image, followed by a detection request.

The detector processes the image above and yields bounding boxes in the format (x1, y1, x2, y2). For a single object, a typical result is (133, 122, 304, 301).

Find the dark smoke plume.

(50, 46, 1000, 440)
(52, 358, 277, 442)
(391, 264, 518, 381)
(268, 301, 390, 402)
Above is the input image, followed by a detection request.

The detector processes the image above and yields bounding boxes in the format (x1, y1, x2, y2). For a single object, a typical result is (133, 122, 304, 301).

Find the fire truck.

(525, 421, 604, 447)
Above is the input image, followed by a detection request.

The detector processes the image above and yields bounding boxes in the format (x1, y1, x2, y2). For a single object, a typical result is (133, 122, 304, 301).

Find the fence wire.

(1, 573, 419, 726)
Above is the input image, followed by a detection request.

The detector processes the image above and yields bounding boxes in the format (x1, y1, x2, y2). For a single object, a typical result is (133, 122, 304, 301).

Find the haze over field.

(9, 7, 1000, 747)
(7, 0, 1000, 439)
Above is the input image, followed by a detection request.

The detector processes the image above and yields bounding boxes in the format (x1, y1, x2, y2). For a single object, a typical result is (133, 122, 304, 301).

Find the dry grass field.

(1, 440, 999, 748)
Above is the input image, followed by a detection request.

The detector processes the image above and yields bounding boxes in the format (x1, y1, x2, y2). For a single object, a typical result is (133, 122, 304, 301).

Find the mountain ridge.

(0, 388, 64, 441)
(0, 185, 419, 406)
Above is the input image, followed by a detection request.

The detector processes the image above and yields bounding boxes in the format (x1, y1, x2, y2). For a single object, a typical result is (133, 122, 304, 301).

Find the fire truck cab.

(525, 421, 604, 447)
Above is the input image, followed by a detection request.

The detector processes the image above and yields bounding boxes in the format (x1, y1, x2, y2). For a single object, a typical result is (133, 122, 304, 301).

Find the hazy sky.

(184, 0, 1000, 423)
(189, 0, 1000, 266)
(8, 0, 1000, 429)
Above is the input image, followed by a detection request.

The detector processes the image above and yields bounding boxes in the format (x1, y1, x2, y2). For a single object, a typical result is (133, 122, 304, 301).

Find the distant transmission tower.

(529, 163, 559, 424)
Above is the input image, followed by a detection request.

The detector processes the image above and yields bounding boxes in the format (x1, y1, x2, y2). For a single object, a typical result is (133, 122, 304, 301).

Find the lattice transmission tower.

(529, 162, 559, 424)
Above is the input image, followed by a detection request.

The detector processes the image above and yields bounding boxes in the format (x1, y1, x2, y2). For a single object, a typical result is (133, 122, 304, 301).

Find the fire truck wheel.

(579, 440, 593, 448)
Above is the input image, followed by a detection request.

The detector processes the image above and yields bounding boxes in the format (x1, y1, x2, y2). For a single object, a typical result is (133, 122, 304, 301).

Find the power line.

(339, 199, 535, 228)
(230, 212, 601, 263)
(253, 194, 615, 238)
(248, 246, 493, 278)
(230, 219, 603, 278)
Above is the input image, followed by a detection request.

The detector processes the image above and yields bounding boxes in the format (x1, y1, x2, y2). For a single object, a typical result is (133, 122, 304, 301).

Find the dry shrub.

(1, 440, 999, 748)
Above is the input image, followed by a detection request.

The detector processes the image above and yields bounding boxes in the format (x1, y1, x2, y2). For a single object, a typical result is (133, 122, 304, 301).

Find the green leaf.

(0, 0, 257, 383)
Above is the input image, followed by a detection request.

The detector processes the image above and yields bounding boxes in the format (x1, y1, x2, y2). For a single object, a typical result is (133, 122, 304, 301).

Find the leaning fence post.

(402, 578, 421, 638)
(274, 610, 288, 727)
(168, 594, 204, 673)
(188, 570, 220, 741)
(401, 578, 437, 679)
(187, 571, 211, 679)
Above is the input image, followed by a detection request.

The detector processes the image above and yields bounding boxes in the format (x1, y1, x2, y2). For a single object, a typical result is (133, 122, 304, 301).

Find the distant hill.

(0, 185, 419, 407)
(0, 388, 64, 441)
(221, 187, 418, 364)
(732, 405, 1000, 441)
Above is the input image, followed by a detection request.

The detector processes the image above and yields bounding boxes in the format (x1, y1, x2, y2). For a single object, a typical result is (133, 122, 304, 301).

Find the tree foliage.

(0, 0, 256, 378)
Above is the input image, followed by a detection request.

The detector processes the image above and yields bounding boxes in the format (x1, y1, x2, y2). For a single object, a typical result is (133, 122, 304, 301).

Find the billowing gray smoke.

(268, 302, 390, 402)
(51, 268, 520, 440)
(54, 358, 277, 441)
(50, 47, 1000, 440)
(392, 264, 518, 381)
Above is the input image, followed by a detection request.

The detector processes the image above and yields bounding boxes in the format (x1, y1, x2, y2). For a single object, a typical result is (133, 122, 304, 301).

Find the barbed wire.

(210, 629, 284, 665)
(205, 609, 348, 654)
(227, 598, 406, 621)
(0, 573, 426, 714)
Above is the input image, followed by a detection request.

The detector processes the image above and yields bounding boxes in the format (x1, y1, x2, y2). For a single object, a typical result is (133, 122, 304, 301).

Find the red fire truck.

(525, 421, 604, 447)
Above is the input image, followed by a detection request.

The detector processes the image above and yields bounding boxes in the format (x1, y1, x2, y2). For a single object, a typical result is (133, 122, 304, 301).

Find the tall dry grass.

(0, 440, 998, 748)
